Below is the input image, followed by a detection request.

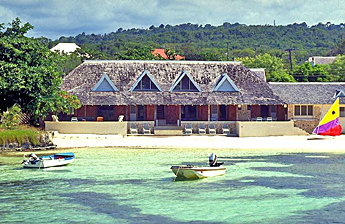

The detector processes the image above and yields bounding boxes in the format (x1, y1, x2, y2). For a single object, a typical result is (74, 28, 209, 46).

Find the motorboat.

(22, 152, 75, 168)
(171, 153, 226, 179)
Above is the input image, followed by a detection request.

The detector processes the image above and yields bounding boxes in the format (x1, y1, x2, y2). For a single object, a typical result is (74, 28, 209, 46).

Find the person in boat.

(209, 153, 224, 167)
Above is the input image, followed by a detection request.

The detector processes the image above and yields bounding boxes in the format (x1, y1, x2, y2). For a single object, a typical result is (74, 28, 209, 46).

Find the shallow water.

(1, 147, 345, 223)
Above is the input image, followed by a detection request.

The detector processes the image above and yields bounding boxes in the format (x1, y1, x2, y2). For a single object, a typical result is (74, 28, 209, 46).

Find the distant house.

(152, 48, 185, 60)
(308, 56, 336, 67)
(50, 43, 80, 54)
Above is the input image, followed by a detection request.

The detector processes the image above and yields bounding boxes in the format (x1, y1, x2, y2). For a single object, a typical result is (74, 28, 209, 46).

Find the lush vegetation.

(44, 22, 345, 63)
(0, 18, 81, 120)
(0, 105, 41, 145)
(0, 127, 41, 145)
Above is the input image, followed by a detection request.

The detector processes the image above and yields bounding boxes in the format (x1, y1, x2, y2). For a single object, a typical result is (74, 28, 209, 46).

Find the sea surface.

(1, 147, 345, 223)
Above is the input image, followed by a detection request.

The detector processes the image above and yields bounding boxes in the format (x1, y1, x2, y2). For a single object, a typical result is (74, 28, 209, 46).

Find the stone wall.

(293, 119, 318, 134)
(237, 105, 251, 121)
(0, 132, 56, 151)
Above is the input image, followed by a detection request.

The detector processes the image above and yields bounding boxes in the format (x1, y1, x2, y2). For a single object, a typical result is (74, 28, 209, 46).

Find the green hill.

(46, 22, 345, 63)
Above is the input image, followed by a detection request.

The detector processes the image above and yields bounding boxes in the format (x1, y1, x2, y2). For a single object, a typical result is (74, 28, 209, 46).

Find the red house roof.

(152, 49, 185, 60)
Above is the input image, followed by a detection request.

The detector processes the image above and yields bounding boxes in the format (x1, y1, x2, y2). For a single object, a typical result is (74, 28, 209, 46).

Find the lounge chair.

(52, 115, 59, 122)
(208, 124, 216, 135)
(118, 115, 124, 122)
(185, 124, 192, 134)
(256, 117, 263, 122)
(130, 124, 138, 135)
(222, 124, 230, 135)
(198, 124, 206, 134)
(143, 124, 150, 135)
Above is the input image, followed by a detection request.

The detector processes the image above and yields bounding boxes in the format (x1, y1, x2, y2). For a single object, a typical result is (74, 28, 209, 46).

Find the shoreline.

(51, 133, 345, 153)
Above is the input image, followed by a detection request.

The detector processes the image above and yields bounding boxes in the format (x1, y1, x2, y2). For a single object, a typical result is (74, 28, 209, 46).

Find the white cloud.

(1, 0, 345, 39)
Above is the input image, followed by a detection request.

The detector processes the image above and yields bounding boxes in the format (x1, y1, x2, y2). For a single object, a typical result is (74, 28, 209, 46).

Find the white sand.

(52, 133, 345, 153)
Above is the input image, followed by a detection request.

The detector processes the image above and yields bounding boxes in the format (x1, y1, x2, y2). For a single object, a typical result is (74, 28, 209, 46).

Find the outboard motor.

(29, 153, 38, 161)
(209, 153, 224, 167)
(22, 153, 39, 166)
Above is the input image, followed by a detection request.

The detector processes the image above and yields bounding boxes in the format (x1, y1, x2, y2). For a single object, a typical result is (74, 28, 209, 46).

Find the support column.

(207, 105, 211, 121)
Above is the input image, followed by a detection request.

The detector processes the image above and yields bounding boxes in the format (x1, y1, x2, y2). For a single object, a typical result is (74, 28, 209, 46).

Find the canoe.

(170, 165, 226, 179)
(22, 152, 75, 168)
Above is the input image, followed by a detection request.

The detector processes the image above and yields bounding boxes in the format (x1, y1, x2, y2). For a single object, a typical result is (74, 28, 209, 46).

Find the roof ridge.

(83, 60, 242, 65)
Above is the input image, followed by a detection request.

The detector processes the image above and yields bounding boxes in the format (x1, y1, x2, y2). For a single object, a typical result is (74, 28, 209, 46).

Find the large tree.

(237, 53, 295, 82)
(0, 18, 80, 120)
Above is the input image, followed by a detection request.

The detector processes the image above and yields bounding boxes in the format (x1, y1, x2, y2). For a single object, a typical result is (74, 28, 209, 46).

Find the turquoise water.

(1, 147, 345, 223)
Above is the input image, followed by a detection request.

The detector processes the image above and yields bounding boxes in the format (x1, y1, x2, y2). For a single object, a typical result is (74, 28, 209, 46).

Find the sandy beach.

(52, 133, 345, 153)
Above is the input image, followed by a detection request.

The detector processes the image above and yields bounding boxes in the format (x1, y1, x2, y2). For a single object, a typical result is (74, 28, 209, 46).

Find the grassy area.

(0, 126, 42, 145)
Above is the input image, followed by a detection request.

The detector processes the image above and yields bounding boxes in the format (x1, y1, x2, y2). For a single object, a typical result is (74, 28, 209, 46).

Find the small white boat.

(171, 153, 226, 179)
(22, 152, 75, 168)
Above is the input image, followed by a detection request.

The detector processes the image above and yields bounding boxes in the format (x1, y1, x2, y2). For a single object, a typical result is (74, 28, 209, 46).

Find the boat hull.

(171, 165, 226, 179)
(23, 152, 75, 168)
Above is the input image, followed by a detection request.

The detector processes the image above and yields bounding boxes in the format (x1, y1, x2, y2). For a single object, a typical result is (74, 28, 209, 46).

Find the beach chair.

(185, 124, 192, 134)
(256, 117, 263, 122)
(208, 124, 216, 135)
(222, 124, 230, 135)
(143, 124, 150, 135)
(52, 115, 59, 122)
(130, 124, 138, 135)
(198, 124, 206, 134)
(118, 115, 124, 122)
(267, 117, 273, 122)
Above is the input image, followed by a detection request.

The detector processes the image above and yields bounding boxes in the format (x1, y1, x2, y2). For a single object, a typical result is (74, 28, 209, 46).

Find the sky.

(1, 0, 345, 40)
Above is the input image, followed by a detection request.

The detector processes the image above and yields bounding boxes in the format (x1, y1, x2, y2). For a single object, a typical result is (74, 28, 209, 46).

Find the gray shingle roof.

(269, 82, 345, 104)
(62, 60, 284, 105)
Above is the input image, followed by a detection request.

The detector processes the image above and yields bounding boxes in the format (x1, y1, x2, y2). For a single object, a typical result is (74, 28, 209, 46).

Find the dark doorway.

(156, 105, 166, 119)
(260, 105, 269, 118)
(181, 105, 197, 121)
(219, 105, 227, 121)
(97, 105, 114, 121)
(138, 105, 145, 121)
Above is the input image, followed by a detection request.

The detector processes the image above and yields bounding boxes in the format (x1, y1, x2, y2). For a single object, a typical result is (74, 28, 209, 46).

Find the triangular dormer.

(170, 71, 201, 92)
(213, 73, 239, 92)
(130, 70, 161, 92)
(334, 89, 345, 98)
(92, 73, 118, 92)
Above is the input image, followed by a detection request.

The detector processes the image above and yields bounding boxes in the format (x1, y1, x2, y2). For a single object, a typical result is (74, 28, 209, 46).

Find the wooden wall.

(228, 105, 237, 120)
(114, 106, 127, 121)
(198, 105, 208, 121)
(146, 105, 155, 120)
(277, 105, 287, 121)
(250, 105, 261, 118)
(166, 105, 179, 125)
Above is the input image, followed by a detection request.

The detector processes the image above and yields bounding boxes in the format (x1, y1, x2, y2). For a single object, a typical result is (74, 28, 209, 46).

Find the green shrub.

(0, 126, 41, 146)
(1, 104, 22, 129)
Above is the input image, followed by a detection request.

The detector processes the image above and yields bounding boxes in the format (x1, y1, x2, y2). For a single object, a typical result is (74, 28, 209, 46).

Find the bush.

(1, 104, 22, 129)
(0, 126, 41, 146)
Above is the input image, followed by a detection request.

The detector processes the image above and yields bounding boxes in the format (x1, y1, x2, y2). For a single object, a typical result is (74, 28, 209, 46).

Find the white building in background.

(50, 43, 80, 54)
(308, 56, 336, 66)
